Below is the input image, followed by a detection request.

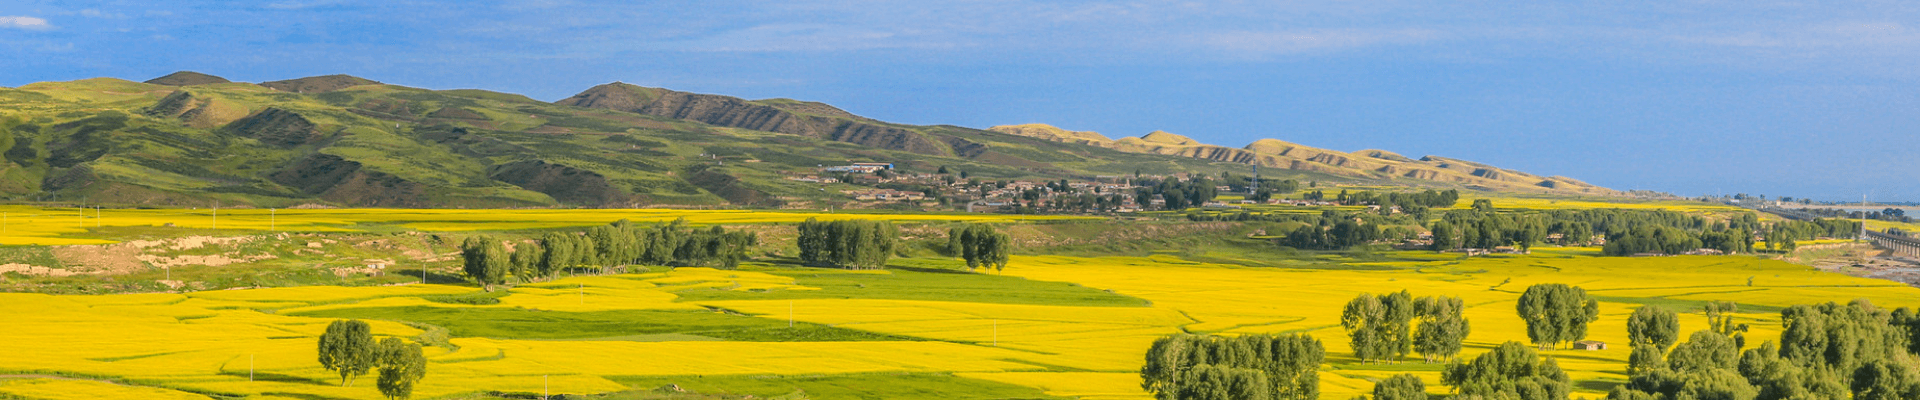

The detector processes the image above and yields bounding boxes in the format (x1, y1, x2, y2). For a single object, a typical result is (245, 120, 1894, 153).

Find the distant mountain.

(144, 71, 230, 86)
(260, 74, 381, 93)
(0, 73, 1616, 209)
(989, 123, 1615, 195)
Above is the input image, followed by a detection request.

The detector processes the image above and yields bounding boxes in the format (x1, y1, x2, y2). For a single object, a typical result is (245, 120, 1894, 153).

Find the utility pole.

(212, 206, 217, 230)
(993, 319, 998, 346)
(250, 354, 255, 382)
(270, 208, 275, 231)
(789, 301, 795, 327)
(1861, 194, 1869, 242)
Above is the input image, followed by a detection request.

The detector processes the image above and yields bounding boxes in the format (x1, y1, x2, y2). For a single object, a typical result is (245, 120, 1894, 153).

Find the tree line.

(797, 218, 898, 269)
(461, 218, 760, 289)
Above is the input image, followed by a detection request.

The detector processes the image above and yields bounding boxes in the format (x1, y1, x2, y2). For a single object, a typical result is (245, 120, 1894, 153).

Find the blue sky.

(1, 1, 1914, 202)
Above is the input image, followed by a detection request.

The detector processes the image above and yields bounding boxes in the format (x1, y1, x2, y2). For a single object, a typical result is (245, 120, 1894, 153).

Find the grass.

(604, 372, 1068, 400)
(287, 306, 915, 342)
(673, 261, 1149, 308)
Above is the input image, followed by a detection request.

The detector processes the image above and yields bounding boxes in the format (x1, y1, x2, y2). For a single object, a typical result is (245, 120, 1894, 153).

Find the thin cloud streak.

(0, 16, 52, 30)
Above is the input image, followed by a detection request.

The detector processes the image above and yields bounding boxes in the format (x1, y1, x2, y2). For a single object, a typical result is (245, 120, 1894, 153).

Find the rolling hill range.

(0, 72, 1613, 208)
(989, 123, 1614, 195)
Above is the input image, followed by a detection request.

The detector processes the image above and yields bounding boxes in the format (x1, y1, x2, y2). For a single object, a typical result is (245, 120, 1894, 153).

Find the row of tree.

(1141, 333, 1326, 400)
(461, 219, 760, 289)
(317, 320, 427, 400)
(796, 218, 898, 269)
(1340, 292, 1471, 363)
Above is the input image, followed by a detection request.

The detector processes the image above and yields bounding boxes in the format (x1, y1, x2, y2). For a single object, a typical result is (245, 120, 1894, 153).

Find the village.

(783, 161, 1342, 213)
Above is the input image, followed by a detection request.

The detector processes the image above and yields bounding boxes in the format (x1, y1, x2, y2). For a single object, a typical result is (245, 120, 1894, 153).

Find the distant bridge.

(1866, 230, 1920, 257)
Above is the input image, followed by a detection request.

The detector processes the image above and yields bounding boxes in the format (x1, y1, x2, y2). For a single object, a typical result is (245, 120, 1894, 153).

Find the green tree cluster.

(948, 223, 1011, 273)
(1140, 333, 1326, 400)
(318, 320, 428, 399)
(1355, 374, 1427, 400)
(797, 218, 898, 269)
(1413, 296, 1471, 363)
(1441, 341, 1572, 400)
(459, 236, 510, 290)
(461, 219, 761, 287)
(375, 337, 427, 400)
(1610, 299, 1920, 400)
(1626, 305, 1680, 375)
(1515, 284, 1599, 350)
(1343, 291, 1414, 363)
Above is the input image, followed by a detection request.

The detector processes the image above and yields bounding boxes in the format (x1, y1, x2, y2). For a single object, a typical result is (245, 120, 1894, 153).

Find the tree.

(1516, 284, 1599, 350)
(1702, 301, 1748, 349)
(510, 242, 541, 283)
(1851, 359, 1920, 400)
(1738, 341, 1849, 400)
(1372, 374, 1426, 400)
(318, 319, 378, 387)
(536, 232, 577, 278)
(1428, 221, 1456, 251)
(1471, 199, 1495, 213)
(1778, 300, 1905, 379)
(1611, 331, 1756, 400)
(1342, 291, 1415, 363)
(797, 218, 898, 269)
(1441, 341, 1571, 400)
(1141, 333, 1323, 400)
(1627, 306, 1680, 374)
(375, 337, 427, 400)
(950, 223, 1012, 273)
(1413, 296, 1470, 363)
(459, 236, 510, 290)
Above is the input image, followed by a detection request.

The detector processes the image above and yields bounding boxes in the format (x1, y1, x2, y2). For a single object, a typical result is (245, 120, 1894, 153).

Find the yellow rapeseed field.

(3, 234, 1916, 398)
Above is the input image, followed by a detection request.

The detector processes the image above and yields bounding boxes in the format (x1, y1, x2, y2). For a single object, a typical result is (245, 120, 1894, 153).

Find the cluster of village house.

(788, 162, 1356, 212)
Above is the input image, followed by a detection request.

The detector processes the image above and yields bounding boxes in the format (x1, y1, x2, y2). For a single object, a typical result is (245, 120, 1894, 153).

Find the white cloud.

(1197, 28, 1443, 56)
(0, 16, 52, 30)
(77, 9, 128, 19)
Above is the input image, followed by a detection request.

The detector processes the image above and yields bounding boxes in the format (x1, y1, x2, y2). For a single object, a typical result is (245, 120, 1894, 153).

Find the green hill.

(0, 74, 1612, 208)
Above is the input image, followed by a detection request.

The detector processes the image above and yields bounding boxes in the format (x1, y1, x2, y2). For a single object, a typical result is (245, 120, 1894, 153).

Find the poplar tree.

(459, 236, 509, 290)
(318, 319, 377, 387)
(375, 337, 427, 400)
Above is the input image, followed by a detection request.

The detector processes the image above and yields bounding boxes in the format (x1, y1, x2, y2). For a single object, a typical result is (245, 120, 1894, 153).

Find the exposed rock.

(488, 160, 630, 205)
(224, 108, 322, 147)
(145, 71, 230, 86)
(260, 74, 381, 93)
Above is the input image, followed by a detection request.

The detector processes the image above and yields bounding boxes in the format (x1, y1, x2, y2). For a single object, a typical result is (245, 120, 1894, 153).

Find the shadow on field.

(1577, 378, 1625, 393)
(221, 371, 332, 386)
(260, 392, 349, 400)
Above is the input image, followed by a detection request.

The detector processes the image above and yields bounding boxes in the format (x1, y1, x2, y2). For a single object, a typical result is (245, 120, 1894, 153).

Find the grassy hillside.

(2, 73, 1583, 209)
